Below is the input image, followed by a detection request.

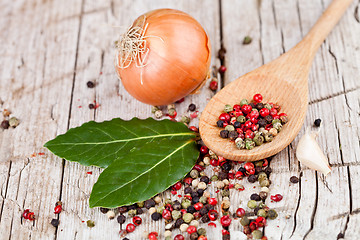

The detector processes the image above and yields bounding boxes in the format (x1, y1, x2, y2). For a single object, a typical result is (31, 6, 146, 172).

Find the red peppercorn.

(245, 130, 254, 139)
(236, 128, 243, 134)
(270, 108, 278, 117)
(208, 198, 218, 206)
(244, 120, 252, 129)
(189, 126, 198, 132)
(210, 158, 219, 166)
(273, 115, 280, 120)
(233, 104, 241, 111)
(236, 208, 246, 217)
(174, 234, 185, 240)
(235, 171, 244, 180)
(228, 172, 235, 179)
(200, 146, 209, 155)
(250, 117, 259, 124)
(208, 210, 219, 221)
(54, 205, 62, 214)
(193, 164, 204, 172)
(22, 209, 30, 219)
(259, 108, 270, 117)
(148, 232, 158, 240)
(263, 159, 268, 167)
(169, 111, 177, 118)
(162, 209, 172, 220)
(184, 177, 193, 185)
(265, 124, 272, 131)
(229, 111, 236, 118)
(234, 111, 243, 117)
(187, 225, 197, 234)
(219, 113, 230, 122)
(249, 110, 259, 119)
(173, 182, 182, 190)
(193, 211, 201, 220)
(218, 156, 226, 164)
(270, 194, 283, 202)
(256, 216, 266, 227)
(222, 122, 229, 128)
(241, 104, 252, 115)
(279, 113, 287, 117)
(248, 168, 255, 175)
(132, 216, 142, 226)
(209, 80, 218, 91)
(219, 65, 227, 74)
(180, 209, 187, 215)
(253, 93, 263, 103)
(194, 202, 203, 211)
(28, 212, 35, 221)
(126, 223, 136, 233)
(198, 236, 208, 240)
(222, 229, 230, 235)
(220, 215, 232, 227)
(244, 162, 254, 171)
(251, 124, 259, 131)
(165, 203, 174, 212)
(249, 221, 258, 231)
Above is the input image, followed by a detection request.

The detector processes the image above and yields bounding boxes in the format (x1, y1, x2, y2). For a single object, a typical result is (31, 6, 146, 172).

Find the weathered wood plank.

(0, 0, 83, 239)
(56, 0, 221, 239)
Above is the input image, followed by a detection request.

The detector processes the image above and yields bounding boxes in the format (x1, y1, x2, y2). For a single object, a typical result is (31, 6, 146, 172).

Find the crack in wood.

(303, 172, 319, 240)
(354, 1, 359, 23)
(257, 1, 265, 65)
(290, 160, 302, 238)
(308, 87, 360, 105)
(0, 161, 12, 221)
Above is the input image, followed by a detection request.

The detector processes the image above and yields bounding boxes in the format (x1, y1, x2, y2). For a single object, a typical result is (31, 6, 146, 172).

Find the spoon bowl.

(199, 0, 352, 161)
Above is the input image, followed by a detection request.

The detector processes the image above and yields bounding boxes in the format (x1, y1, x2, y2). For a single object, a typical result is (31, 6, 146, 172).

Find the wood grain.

(0, 0, 359, 239)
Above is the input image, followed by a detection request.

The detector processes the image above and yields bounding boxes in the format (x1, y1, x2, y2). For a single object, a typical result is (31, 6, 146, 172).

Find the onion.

(115, 9, 211, 106)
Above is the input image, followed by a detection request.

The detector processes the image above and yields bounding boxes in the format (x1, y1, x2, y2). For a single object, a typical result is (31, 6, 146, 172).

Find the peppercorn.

(183, 213, 194, 223)
(257, 209, 267, 218)
(265, 167, 272, 176)
(235, 138, 245, 149)
(290, 176, 299, 183)
(218, 171, 228, 181)
(171, 210, 181, 220)
(197, 182, 207, 190)
(252, 230, 263, 239)
(2, 109, 10, 117)
(180, 116, 190, 124)
(190, 169, 199, 178)
(187, 205, 196, 214)
(264, 133, 273, 142)
(224, 104, 232, 113)
(51, 219, 59, 227)
(107, 210, 116, 219)
(117, 214, 126, 224)
(157, 206, 165, 214)
(181, 199, 191, 209)
(250, 193, 261, 201)
(154, 110, 163, 119)
(145, 199, 155, 209)
(86, 220, 95, 228)
(225, 125, 235, 132)
(8, 117, 19, 128)
(151, 106, 159, 113)
(273, 122, 282, 132)
(190, 232, 199, 240)
(267, 209, 278, 219)
(221, 162, 232, 172)
(255, 102, 264, 110)
(1, 120, 9, 129)
(151, 212, 161, 221)
(188, 104, 196, 112)
(221, 189, 230, 198)
(228, 130, 238, 140)
(199, 176, 209, 185)
(314, 118, 321, 127)
(280, 115, 288, 124)
(264, 115, 273, 123)
(247, 174, 257, 183)
(245, 139, 255, 150)
(236, 115, 246, 124)
(243, 36, 252, 44)
(259, 191, 268, 200)
(217, 120, 224, 128)
(260, 179, 270, 187)
(87, 81, 95, 88)
(240, 216, 250, 226)
(174, 218, 184, 228)
(247, 200, 257, 209)
(253, 135, 264, 146)
(258, 172, 267, 181)
(257, 118, 267, 128)
(118, 206, 128, 213)
(220, 130, 229, 138)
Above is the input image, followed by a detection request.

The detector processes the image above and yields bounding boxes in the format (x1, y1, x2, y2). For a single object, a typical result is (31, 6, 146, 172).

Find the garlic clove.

(296, 130, 331, 176)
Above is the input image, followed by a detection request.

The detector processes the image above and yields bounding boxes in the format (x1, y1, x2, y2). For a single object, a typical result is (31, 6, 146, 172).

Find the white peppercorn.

(198, 182, 207, 190)
(192, 179, 199, 188)
(106, 210, 115, 219)
(164, 230, 172, 238)
(180, 223, 189, 232)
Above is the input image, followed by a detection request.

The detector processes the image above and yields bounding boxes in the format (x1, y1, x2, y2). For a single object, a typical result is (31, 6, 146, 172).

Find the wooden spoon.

(199, 0, 352, 161)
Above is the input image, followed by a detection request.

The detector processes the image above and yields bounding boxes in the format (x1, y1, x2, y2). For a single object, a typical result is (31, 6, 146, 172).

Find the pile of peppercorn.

(97, 141, 283, 240)
(217, 94, 288, 150)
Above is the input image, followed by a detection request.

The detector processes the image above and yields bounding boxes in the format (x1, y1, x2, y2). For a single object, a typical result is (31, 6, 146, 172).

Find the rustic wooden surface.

(0, 0, 359, 239)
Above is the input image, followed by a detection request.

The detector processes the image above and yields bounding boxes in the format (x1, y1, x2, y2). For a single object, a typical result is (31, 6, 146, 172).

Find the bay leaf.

(44, 118, 197, 168)
(89, 138, 198, 208)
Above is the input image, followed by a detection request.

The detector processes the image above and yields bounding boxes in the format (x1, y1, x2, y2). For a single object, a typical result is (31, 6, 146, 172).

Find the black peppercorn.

(255, 166, 263, 175)
(250, 193, 261, 201)
(247, 174, 257, 183)
(87, 81, 95, 88)
(1, 120, 9, 129)
(136, 208, 143, 215)
(217, 120, 224, 128)
(200, 176, 210, 184)
(117, 214, 126, 224)
(173, 200, 181, 211)
(100, 207, 109, 214)
(187, 205, 196, 214)
(233, 121, 241, 128)
(290, 176, 299, 183)
(192, 196, 200, 204)
(218, 171, 228, 180)
(191, 192, 199, 198)
(314, 118, 321, 127)
(51, 219, 59, 227)
(205, 204, 214, 210)
(223, 234, 230, 240)
(89, 103, 95, 109)
(221, 162, 232, 172)
(258, 118, 267, 128)
(199, 207, 209, 216)
(118, 206, 128, 214)
(151, 212, 161, 221)
(184, 187, 192, 194)
(220, 130, 229, 138)
(174, 218, 184, 228)
(188, 103, 196, 112)
(265, 115, 273, 123)
(259, 191, 268, 200)
(249, 102, 256, 108)
(256, 102, 264, 110)
(265, 167, 272, 177)
(128, 203, 137, 210)
(218, 47, 226, 61)
(228, 130, 238, 140)
(144, 199, 156, 209)
(197, 189, 204, 196)
(190, 232, 199, 240)
(201, 214, 210, 223)
(238, 167, 246, 174)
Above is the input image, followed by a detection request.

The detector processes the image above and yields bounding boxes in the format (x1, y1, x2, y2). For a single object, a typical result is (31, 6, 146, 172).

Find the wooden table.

(1, 0, 359, 239)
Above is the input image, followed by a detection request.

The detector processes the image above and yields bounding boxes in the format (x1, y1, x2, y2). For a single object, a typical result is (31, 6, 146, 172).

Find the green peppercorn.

(264, 133, 274, 142)
(9, 117, 19, 128)
(221, 189, 230, 198)
(257, 209, 267, 217)
(86, 220, 95, 228)
(273, 122, 282, 132)
(180, 115, 190, 124)
(225, 125, 235, 132)
(237, 115, 246, 123)
(240, 99, 249, 106)
(181, 199, 191, 209)
(272, 119, 281, 125)
(245, 140, 255, 150)
(264, 103, 272, 110)
(127, 209, 136, 217)
(199, 196, 207, 204)
(258, 202, 267, 209)
(165, 237, 172, 240)
(151, 106, 159, 113)
(247, 200, 257, 209)
(183, 213, 194, 223)
(137, 201, 144, 208)
(157, 206, 165, 214)
(259, 127, 267, 134)
(197, 228, 206, 236)
(172, 210, 182, 220)
(165, 198, 173, 205)
(168, 108, 176, 117)
(258, 172, 267, 182)
(268, 209, 278, 219)
(252, 230, 263, 239)
(260, 179, 270, 187)
(253, 135, 264, 146)
(235, 138, 245, 149)
(280, 115, 288, 124)
(211, 175, 218, 181)
(240, 216, 250, 226)
(224, 104, 232, 113)
(243, 36, 252, 45)
(190, 169, 199, 178)
(254, 160, 263, 167)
